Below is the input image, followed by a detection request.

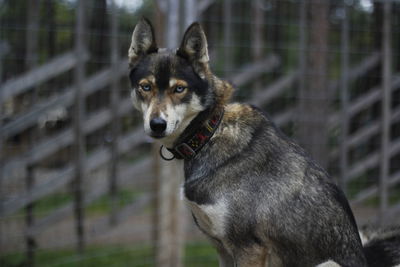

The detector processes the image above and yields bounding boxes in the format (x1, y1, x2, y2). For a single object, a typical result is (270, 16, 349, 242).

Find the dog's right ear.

(177, 22, 210, 78)
(128, 18, 157, 67)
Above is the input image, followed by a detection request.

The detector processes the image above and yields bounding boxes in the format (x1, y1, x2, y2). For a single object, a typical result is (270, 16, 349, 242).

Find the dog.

(128, 18, 400, 267)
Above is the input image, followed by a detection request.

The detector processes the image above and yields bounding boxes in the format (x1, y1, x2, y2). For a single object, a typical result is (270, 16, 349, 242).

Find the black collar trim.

(159, 107, 224, 161)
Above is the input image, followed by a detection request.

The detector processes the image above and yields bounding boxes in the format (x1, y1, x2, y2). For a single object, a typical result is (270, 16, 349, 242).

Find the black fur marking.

(184, 175, 214, 204)
(177, 22, 206, 62)
(155, 55, 171, 91)
(132, 18, 158, 56)
(364, 235, 400, 267)
(175, 57, 209, 103)
(140, 18, 158, 54)
(135, 88, 144, 102)
(129, 49, 211, 108)
(129, 57, 152, 87)
(181, 91, 193, 104)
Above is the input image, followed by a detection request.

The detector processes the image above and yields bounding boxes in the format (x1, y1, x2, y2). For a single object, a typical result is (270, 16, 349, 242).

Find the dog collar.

(159, 107, 224, 161)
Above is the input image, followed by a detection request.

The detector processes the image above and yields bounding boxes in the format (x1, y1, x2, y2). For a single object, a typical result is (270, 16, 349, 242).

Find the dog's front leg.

(316, 260, 342, 267)
(216, 246, 234, 267)
(207, 238, 234, 267)
(234, 247, 270, 267)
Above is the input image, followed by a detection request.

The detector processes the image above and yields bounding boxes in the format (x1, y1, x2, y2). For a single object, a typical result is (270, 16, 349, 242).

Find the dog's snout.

(150, 117, 167, 135)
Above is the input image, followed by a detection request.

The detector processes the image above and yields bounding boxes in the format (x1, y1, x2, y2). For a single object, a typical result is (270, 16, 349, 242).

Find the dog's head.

(128, 19, 215, 145)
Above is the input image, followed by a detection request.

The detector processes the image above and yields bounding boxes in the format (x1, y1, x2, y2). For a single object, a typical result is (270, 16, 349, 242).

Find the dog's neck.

(160, 105, 224, 160)
(157, 111, 201, 148)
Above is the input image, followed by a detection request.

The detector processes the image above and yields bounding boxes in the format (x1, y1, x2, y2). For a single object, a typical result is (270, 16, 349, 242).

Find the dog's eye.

(140, 84, 151, 91)
(174, 86, 186, 93)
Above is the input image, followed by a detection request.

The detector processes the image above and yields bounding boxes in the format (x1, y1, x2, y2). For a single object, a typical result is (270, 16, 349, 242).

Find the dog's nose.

(150, 117, 167, 135)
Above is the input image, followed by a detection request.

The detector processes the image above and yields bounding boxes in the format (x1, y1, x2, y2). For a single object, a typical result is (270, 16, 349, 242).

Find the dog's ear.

(177, 22, 209, 78)
(128, 18, 157, 67)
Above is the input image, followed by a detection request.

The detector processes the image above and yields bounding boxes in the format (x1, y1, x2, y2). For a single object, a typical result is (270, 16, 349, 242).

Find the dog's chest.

(185, 197, 228, 239)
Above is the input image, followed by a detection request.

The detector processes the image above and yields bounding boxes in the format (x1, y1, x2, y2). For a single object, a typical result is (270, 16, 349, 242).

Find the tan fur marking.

(138, 76, 189, 109)
(138, 76, 156, 89)
(169, 78, 177, 88)
(169, 78, 188, 88)
(223, 104, 256, 123)
(150, 97, 171, 118)
(166, 78, 189, 105)
(213, 79, 234, 105)
(137, 76, 158, 104)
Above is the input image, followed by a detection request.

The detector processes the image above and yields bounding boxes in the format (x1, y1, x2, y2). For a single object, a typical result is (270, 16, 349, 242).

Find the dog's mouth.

(149, 132, 165, 139)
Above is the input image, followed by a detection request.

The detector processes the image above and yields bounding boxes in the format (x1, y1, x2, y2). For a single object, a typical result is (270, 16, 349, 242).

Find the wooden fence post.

(108, 0, 120, 226)
(25, 166, 36, 266)
(184, 0, 197, 31)
(223, 0, 232, 76)
(339, 2, 350, 194)
(73, 0, 87, 253)
(379, 0, 392, 224)
(297, 0, 307, 141)
(25, 1, 40, 264)
(0, 40, 9, 262)
(155, 159, 184, 267)
(298, 0, 330, 168)
(251, 0, 264, 92)
(153, 1, 189, 266)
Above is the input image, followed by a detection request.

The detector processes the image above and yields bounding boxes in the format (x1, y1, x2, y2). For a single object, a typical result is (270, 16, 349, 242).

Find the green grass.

(0, 243, 218, 267)
(20, 189, 143, 218)
(184, 243, 218, 267)
(34, 193, 72, 215)
(348, 180, 400, 207)
(86, 189, 142, 215)
(1, 245, 153, 267)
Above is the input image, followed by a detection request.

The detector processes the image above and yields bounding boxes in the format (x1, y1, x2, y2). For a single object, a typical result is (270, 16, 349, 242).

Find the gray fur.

(129, 19, 400, 267)
(184, 105, 366, 266)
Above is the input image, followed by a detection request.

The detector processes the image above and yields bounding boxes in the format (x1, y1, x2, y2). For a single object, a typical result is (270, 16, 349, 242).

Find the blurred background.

(0, 0, 399, 266)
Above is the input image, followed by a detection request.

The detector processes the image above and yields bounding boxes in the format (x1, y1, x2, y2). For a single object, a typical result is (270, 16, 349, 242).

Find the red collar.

(160, 107, 224, 161)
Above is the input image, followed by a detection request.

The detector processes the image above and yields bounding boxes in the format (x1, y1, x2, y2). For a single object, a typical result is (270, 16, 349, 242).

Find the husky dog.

(128, 18, 400, 267)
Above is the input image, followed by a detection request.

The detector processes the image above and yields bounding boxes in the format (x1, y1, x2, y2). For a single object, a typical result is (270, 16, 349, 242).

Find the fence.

(0, 0, 399, 266)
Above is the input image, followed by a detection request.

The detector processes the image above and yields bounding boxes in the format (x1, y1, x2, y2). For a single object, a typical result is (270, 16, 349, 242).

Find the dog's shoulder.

(218, 103, 273, 142)
(223, 103, 260, 120)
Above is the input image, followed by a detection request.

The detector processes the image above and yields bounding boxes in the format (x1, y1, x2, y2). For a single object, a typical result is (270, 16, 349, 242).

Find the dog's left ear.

(129, 18, 158, 67)
(177, 23, 209, 77)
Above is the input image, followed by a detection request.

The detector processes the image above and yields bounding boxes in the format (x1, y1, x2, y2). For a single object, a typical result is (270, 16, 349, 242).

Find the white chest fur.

(186, 197, 228, 239)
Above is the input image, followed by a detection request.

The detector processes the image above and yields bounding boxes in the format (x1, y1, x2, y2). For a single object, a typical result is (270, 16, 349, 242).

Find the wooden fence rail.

(347, 138, 400, 181)
(244, 50, 400, 223)
(329, 51, 381, 94)
(331, 104, 400, 159)
(250, 71, 299, 107)
(0, 127, 145, 217)
(230, 54, 280, 87)
(2, 96, 133, 183)
(1, 59, 128, 139)
(0, 51, 89, 102)
(352, 170, 400, 205)
(27, 157, 153, 237)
